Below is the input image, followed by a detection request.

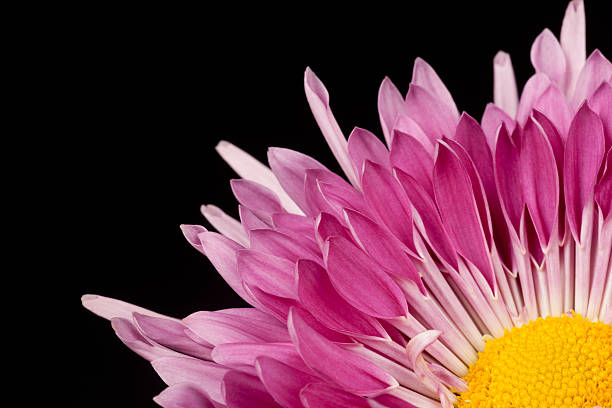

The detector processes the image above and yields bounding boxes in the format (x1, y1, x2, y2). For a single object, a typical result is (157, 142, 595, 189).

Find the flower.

(83, 1, 612, 407)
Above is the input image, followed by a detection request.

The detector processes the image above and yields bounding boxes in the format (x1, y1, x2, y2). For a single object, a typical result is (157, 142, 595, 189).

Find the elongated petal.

(239, 204, 268, 231)
(231, 179, 284, 225)
(595, 150, 612, 221)
(434, 141, 495, 290)
(572, 50, 612, 108)
(404, 84, 457, 141)
(533, 84, 573, 138)
(516, 73, 551, 126)
(256, 356, 319, 408)
(389, 131, 434, 196)
(315, 212, 354, 249)
(297, 258, 388, 339)
(392, 114, 434, 156)
(152, 357, 229, 404)
(223, 371, 282, 408)
(268, 147, 328, 213)
(111, 317, 178, 361)
(249, 228, 321, 263)
(378, 77, 404, 146)
(412, 57, 459, 119)
(272, 213, 316, 240)
(244, 284, 299, 322)
(560, 0, 586, 96)
(212, 342, 310, 374)
(81, 294, 166, 321)
(201, 204, 249, 246)
(288, 307, 398, 396)
(493, 51, 519, 117)
(520, 116, 559, 249)
(154, 384, 215, 408)
(564, 104, 606, 241)
(324, 236, 408, 318)
(481, 103, 515, 151)
(494, 125, 524, 240)
(216, 141, 300, 213)
(300, 383, 369, 408)
(237, 249, 297, 299)
(531, 29, 567, 90)
(304, 67, 359, 186)
(184, 308, 290, 345)
(589, 82, 612, 146)
(348, 127, 390, 177)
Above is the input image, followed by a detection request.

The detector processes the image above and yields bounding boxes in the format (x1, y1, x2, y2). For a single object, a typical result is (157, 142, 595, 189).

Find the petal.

(404, 84, 457, 141)
(231, 179, 284, 225)
(392, 114, 435, 156)
(201, 204, 249, 246)
(300, 383, 370, 408)
(378, 77, 404, 146)
(223, 371, 281, 408)
(314, 212, 354, 250)
(110, 317, 178, 361)
(244, 284, 298, 322)
(494, 125, 524, 240)
(212, 342, 310, 374)
(348, 127, 391, 177)
(81, 294, 166, 321)
(249, 228, 321, 263)
(237, 249, 297, 299)
(493, 51, 519, 117)
(530, 29, 567, 90)
(239, 204, 268, 232)
(516, 73, 551, 127)
(216, 141, 300, 214)
(288, 307, 398, 397)
(595, 150, 612, 222)
(589, 82, 612, 147)
(272, 213, 316, 240)
(481, 103, 515, 151)
(304, 67, 359, 186)
(412, 57, 459, 119)
(154, 384, 215, 408)
(533, 84, 573, 138)
(179, 224, 208, 254)
(324, 236, 408, 319)
(572, 50, 612, 108)
(389, 131, 434, 197)
(255, 356, 319, 408)
(560, 0, 586, 96)
(564, 103, 606, 242)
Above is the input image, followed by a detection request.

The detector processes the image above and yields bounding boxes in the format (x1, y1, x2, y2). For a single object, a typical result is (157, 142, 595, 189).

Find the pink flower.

(83, 1, 612, 407)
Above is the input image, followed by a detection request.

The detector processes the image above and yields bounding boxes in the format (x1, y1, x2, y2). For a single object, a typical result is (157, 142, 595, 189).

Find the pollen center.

(455, 314, 612, 408)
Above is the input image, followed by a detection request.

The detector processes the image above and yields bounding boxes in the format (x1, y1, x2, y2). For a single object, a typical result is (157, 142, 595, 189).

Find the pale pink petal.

(154, 384, 215, 408)
(572, 50, 612, 108)
(347, 127, 391, 177)
(110, 317, 179, 361)
(560, 0, 586, 96)
(212, 342, 310, 375)
(180, 224, 208, 254)
(300, 383, 370, 408)
(304, 67, 359, 187)
(404, 84, 457, 141)
(378, 77, 405, 146)
(201, 204, 249, 246)
(481, 103, 515, 151)
(392, 114, 434, 156)
(532, 84, 573, 138)
(82, 294, 167, 321)
(272, 213, 316, 240)
(239, 204, 269, 232)
(237, 249, 297, 299)
(249, 228, 321, 263)
(231, 179, 284, 225)
(530, 29, 567, 90)
(412, 57, 459, 119)
(256, 356, 319, 408)
(243, 284, 298, 322)
(516, 73, 551, 126)
(216, 141, 301, 214)
(493, 51, 519, 117)
(288, 307, 398, 397)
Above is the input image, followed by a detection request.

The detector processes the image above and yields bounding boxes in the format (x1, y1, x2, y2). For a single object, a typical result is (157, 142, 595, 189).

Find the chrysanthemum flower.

(83, 1, 612, 407)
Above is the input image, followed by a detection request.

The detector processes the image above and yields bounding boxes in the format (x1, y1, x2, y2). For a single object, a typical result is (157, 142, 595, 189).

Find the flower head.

(83, 1, 612, 407)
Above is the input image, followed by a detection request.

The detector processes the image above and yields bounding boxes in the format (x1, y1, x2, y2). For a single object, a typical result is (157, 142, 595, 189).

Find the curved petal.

(530, 29, 567, 90)
(378, 77, 405, 146)
(493, 51, 519, 117)
(412, 57, 459, 119)
(560, 0, 586, 96)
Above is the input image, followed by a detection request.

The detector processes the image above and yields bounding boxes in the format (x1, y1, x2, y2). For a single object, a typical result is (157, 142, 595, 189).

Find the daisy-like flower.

(83, 1, 612, 407)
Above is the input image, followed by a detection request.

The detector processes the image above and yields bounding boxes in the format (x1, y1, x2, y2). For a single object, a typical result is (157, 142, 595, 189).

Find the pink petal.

(244, 284, 298, 322)
(133, 313, 213, 360)
(184, 308, 290, 346)
(237, 249, 297, 299)
(595, 150, 612, 221)
(530, 29, 567, 90)
(81, 294, 166, 321)
(533, 84, 573, 138)
(223, 370, 282, 408)
(315, 212, 354, 250)
(288, 307, 398, 397)
(324, 236, 408, 319)
(389, 131, 434, 197)
(300, 383, 369, 408)
(256, 356, 320, 408)
(493, 51, 519, 117)
(231, 179, 284, 225)
(239, 204, 269, 232)
(481, 103, 515, 151)
(560, 0, 586, 96)
(304, 67, 359, 187)
(216, 141, 300, 214)
(272, 213, 316, 240)
(201, 204, 249, 246)
(154, 384, 215, 408)
(564, 103, 606, 242)
(249, 228, 321, 263)
(589, 82, 612, 147)
(412, 57, 459, 119)
(297, 258, 388, 339)
(434, 141, 495, 290)
(404, 84, 457, 141)
(348, 127, 391, 177)
(110, 317, 178, 361)
(520, 116, 559, 249)
(304, 169, 361, 217)
(344, 208, 425, 292)
(268, 147, 328, 214)
(179, 224, 208, 254)
(516, 73, 551, 127)
(378, 77, 405, 146)
(212, 342, 310, 374)
(392, 114, 434, 156)
(572, 50, 612, 108)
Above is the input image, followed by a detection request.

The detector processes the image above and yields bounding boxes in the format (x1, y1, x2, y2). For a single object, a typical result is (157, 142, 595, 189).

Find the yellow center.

(455, 314, 612, 408)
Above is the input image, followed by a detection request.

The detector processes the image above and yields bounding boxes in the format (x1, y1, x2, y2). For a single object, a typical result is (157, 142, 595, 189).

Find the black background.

(68, 2, 611, 406)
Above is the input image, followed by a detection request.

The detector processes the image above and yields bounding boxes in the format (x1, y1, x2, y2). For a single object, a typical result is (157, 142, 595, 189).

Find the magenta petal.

(564, 103, 606, 241)
(231, 179, 284, 225)
(297, 258, 388, 339)
(268, 147, 328, 214)
(434, 141, 495, 290)
(212, 342, 310, 374)
(389, 131, 434, 197)
(324, 236, 408, 319)
(133, 313, 213, 360)
(256, 356, 319, 408)
(589, 82, 612, 147)
(516, 73, 551, 127)
(154, 384, 215, 408)
(315, 212, 354, 249)
(378, 77, 405, 146)
(249, 228, 321, 263)
(300, 383, 369, 408)
(288, 307, 398, 397)
(481, 103, 515, 151)
(494, 125, 524, 240)
(184, 308, 290, 345)
(520, 117, 559, 249)
(244, 284, 299, 322)
(572, 50, 612, 108)
(348, 127, 391, 177)
(152, 357, 229, 404)
(344, 208, 425, 293)
(392, 114, 434, 156)
(412, 57, 459, 119)
(223, 371, 282, 408)
(273, 213, 316, 239)
(110, 317, 178, 361)
(237, 249, 297, 299)
(595, 150, 612, 221)
(533, 84, 573, 138)
(530, 29, 567, 90)
(304, 67, 359, 186)
(404, 83, 457, 141)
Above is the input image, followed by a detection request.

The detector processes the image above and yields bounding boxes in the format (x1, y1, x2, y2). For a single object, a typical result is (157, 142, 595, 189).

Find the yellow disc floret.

(455, 314, 612, 408)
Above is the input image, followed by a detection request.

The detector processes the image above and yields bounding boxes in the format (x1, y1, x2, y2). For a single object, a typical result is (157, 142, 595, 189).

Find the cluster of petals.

(83, 1, 611, 407)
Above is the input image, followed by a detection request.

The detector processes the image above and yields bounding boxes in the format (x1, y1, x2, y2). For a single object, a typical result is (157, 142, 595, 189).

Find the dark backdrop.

(71, 2, 610, 406)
